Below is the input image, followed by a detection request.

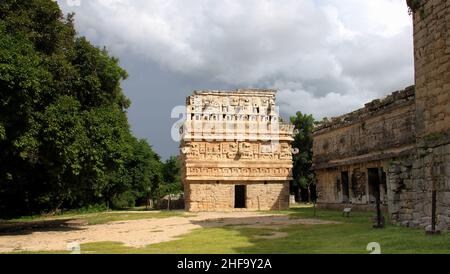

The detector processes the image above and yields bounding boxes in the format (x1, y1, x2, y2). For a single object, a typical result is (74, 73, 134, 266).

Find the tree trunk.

(167, 194, 171, 211)
(307, 185, 311, 203)
(51, 199, 64, 216)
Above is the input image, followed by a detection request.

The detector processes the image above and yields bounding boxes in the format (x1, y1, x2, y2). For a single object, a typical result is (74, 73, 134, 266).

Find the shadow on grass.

(0, 219, 86, 236)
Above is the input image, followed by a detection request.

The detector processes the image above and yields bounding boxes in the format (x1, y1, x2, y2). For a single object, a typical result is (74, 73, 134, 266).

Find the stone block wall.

(388, 143, 450, 230)
(392, 0, 450, 231)
(313, 87, 416, 170)
(410, 0, 450, 137)
(185, 181, 290, 212)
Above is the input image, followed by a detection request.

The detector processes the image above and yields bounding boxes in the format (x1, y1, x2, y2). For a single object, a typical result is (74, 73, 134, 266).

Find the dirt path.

(0, 212, 337, 253)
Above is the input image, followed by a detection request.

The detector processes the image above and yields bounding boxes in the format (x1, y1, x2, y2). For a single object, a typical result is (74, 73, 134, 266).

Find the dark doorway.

(368, 168, 380, 204)
(368, 167, 385, 228)
(235, 185, 246, 209)
(341, 172, 350, 203)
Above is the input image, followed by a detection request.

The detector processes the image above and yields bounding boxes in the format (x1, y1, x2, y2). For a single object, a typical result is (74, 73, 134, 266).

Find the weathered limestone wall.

(316, 160, 389, 207)
(392, 0, 450, 230)
(313, 87, 416, 170)
(388, 144, 450, 230)
(313, 87, 416, 209)
(411, 0, 450, 137)
(185, 181, 290, 211)
(315, 169, 340, 204)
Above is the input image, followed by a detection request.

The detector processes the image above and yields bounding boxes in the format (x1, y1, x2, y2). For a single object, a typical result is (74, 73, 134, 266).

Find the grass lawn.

(4, 207, 450, 254)
(78, 208, 449, 254)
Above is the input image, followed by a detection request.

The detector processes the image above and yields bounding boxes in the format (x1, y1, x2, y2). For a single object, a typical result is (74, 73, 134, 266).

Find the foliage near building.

(290, 112, 315, 202)
(0, 0, 180, 218)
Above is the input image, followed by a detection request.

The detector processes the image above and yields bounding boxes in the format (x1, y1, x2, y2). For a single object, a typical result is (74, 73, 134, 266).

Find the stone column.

(407, 0, 450, 231)
(408, 0, 450, 137)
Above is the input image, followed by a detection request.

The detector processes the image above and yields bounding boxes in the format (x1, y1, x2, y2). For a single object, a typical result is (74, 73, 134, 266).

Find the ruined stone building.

(180, 90, 295, 211)
(313, 86, 416, 209)
(313, 0, 450, 230)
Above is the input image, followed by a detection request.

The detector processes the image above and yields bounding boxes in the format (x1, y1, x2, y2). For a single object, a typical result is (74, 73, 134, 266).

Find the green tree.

(290, 112, 315, 203)
(112, 139, 164, 209)
(158, 156, 182, 196)
(162, 156, 181, 185)
(0, 0, 163, 217)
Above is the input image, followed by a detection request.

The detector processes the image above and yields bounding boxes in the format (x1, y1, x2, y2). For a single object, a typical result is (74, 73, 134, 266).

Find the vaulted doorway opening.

(368, 167, 386, 228)
(368, 168, 380, 204)
(341, 171, 350, 203)
(235, 185, 247, 209)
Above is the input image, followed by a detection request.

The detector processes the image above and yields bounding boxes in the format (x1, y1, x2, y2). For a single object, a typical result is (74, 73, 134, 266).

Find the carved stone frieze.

(182, 141, 293, 161)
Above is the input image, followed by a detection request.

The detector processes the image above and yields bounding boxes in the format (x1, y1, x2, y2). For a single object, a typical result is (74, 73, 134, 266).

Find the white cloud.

(58, 0, 414, 119)
(278, 87, 373, 119)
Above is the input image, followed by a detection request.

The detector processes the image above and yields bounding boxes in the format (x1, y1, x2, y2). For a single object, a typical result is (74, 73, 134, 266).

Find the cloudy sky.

(57, 0, 414, 160)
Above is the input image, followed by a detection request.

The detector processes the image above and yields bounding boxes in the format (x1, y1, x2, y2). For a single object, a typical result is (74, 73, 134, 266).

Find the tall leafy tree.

(0, 0, 162, 217)
(290, 112, 315, 202)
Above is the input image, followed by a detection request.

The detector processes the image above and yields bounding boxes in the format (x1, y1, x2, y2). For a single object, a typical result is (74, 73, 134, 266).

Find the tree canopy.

(290, 112, 316, 202)
(0, 0, 180, 218)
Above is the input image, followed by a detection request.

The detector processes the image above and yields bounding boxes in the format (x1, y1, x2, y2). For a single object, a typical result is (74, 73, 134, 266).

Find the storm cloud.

(57, 0, 414, 159)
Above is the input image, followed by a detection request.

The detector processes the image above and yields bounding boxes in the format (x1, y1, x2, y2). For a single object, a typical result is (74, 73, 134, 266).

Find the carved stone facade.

(313, 87, 416, 209)
(180, 90, 295, 211)
(313, 0, 450, 231)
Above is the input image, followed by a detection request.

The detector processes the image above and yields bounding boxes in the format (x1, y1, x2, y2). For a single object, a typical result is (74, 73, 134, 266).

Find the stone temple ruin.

(313, 0, 450, 231)
(180, 89, 295, 211)
(313, 86, 416, 210)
